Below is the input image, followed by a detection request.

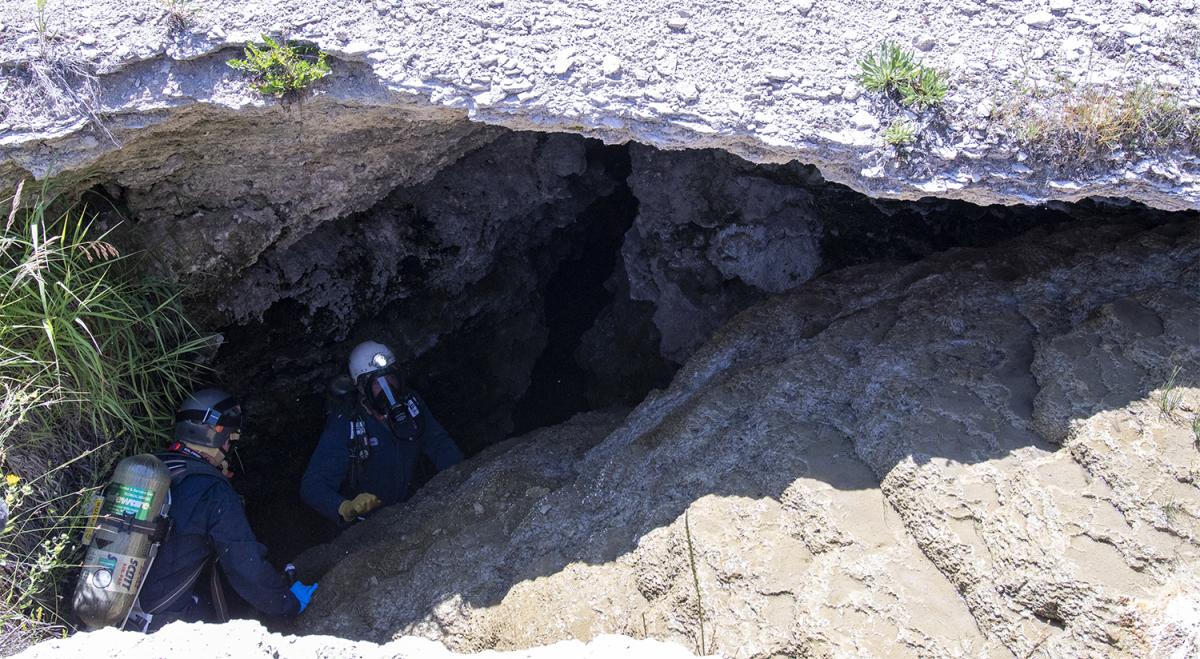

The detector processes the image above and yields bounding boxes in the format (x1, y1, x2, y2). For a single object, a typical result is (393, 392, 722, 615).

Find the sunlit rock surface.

(2, 0, 1197, 216)
(16, 620, 702, 659)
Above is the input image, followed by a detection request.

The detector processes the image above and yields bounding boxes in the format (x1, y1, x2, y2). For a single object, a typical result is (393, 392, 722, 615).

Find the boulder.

(279, 218, 1200, 657)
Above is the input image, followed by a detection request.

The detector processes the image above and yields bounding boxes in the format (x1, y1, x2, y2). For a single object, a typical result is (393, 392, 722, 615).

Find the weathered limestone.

(16, 620, 703, 659)
(2, 0, 1198, 217)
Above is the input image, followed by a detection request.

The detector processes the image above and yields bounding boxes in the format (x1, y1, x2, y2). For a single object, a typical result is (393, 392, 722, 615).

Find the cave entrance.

(197, 130, 1185, 574)
(510, 146, 638, 435)
(217, 136, 669, 565)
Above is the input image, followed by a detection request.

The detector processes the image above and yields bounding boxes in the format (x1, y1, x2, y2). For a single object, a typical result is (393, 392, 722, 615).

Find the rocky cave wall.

(201, 152, 1200, 572)
(276, 215, 1199, 659)
(17, 105, 1192, 563)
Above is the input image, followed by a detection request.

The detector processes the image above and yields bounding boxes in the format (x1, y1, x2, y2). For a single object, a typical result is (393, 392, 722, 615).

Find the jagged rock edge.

(2, 46, 1196, 211)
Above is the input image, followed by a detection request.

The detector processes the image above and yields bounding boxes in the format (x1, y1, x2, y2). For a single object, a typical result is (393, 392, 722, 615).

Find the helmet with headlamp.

(174, 388, 243, 449)
(347, 340, 407, 420)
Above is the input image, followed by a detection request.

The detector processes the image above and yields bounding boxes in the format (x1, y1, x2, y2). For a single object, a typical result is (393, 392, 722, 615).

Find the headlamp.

(177, 398, 242, 429)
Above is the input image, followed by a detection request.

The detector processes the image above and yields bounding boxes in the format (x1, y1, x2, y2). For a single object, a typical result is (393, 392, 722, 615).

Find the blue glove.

(289, 581, 318, 613)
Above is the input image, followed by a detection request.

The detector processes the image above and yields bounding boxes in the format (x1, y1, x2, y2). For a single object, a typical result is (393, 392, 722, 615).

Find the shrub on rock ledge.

(227, 36, 331, 97)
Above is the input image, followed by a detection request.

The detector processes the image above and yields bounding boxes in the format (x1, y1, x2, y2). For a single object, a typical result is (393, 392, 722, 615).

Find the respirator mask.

(363, 373, 420, 440)
(368, 374, 409, 427)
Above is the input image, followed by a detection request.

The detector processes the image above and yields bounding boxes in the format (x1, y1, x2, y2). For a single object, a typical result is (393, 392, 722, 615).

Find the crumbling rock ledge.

(2, 0, 1198, 213)
(15, 620, 703, 659)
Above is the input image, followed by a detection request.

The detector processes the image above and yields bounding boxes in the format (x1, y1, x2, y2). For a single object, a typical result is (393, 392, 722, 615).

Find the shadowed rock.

(281, 218, 1200, 657)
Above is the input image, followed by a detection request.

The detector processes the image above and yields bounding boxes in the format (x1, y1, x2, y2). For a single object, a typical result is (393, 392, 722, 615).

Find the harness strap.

(210, 564, 228, 623)
(141, 558, 207, 614)
(346, 418, 369, 493)
(95, 513, 171, 542)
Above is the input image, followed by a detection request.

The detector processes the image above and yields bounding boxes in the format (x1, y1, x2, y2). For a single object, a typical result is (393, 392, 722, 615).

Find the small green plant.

(684, 511, 713, 655)
(1162, 500, 1188, 524)
(857, 42, 948, 109)
(33, 0, 53, 47)
(227, 35, 331, 97)
(883, 118, 917, 146)
(857, 42, 918, 93)
(899, 66, 948, 109)
(1191, 414, 1199, 451)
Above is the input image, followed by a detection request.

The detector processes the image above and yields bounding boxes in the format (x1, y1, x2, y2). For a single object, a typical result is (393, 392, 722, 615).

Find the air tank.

(71, 454, 171, 629)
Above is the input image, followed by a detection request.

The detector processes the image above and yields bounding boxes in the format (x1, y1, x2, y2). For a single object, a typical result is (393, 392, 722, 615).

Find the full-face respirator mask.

(348, 341, 421, 440)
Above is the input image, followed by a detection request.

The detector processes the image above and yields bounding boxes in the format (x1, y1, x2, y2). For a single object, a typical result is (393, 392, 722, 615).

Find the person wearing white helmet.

(299, 341, 464, 525)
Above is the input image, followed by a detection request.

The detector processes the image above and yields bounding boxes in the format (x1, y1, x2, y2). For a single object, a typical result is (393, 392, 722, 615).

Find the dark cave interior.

(99, 133, 1191, 572)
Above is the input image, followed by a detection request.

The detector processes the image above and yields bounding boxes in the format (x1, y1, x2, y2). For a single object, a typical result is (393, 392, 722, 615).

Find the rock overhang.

(1, 0, 1197, 211)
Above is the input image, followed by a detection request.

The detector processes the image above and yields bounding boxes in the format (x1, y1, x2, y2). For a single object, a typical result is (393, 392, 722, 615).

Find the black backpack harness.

(344, 393, 426, 492)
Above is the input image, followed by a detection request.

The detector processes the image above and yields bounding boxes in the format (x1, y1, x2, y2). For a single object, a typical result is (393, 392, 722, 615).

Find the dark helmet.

(174, 388, 243, 448)
(347, 340, 406, 417)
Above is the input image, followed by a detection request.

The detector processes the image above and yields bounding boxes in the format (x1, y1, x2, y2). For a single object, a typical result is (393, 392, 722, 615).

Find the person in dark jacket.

(136, 388, 317, 631)
(300, 340, 463, 525)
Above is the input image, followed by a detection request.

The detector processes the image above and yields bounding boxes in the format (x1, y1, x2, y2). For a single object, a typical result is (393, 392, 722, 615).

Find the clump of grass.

(1005, 82, 1199, 162)
(160, 0, 198, 34)
(857, 42, 918, 94)
(883, 118, 917, 146)
(857, 42, 949, 109)
(227, 35, 331, 97)
(1159, 365, 1185, 418)
(899, 66, 949, 110)
(10, 0, 111, 142)
(0, 182, 207, 649)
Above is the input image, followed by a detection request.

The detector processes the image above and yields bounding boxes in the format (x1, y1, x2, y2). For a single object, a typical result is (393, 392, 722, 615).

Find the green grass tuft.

(227, 35, 331, 97)
(899, 66, 949, 109)
(1159, 365, 1184, 417)
(0, 182, 208, 650)
(857, 42, 948, 109)
(883, 118, 917, 146)
(857, 42, 918, 93)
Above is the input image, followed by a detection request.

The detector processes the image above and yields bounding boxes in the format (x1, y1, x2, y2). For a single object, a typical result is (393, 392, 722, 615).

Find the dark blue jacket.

(300, 391, 463, 523)
(139, 452, 298, 627)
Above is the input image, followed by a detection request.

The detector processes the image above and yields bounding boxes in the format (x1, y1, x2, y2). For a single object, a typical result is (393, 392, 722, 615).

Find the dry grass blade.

(1003, 81, 1198, 166)
(5, 180, 24, 233)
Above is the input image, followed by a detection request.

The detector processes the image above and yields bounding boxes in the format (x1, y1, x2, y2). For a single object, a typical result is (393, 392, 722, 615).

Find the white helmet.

(348, 340, 397, 385)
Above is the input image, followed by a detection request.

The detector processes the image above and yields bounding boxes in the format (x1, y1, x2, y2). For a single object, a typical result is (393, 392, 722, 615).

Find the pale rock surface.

(16, 620, 701, 659)
(0, 0, 1197, 215)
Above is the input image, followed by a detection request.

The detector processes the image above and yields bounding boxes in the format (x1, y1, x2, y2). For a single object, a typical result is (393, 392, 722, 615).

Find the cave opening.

(510, 144, 639, 435)
(212, 135, 675, 565)
(179, 131, 1190, 574)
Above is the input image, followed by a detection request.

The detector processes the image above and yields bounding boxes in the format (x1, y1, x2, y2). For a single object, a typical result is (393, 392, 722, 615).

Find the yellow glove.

(338, 493, 382, 522)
